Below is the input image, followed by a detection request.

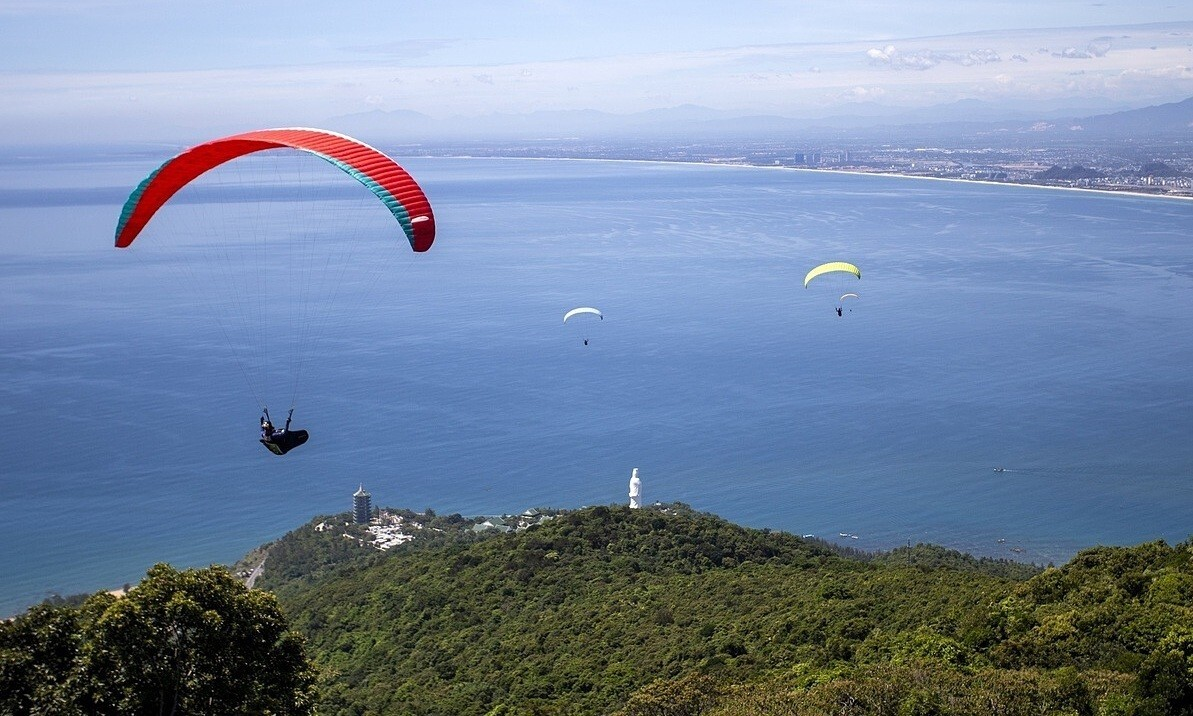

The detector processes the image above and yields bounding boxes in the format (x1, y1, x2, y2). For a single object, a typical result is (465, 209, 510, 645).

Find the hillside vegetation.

(261, 505, 1191, 715)
(7, 505, 1188, 715)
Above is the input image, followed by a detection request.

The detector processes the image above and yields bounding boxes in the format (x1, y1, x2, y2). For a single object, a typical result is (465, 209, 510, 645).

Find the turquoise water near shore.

(2, 155, 1192, 616)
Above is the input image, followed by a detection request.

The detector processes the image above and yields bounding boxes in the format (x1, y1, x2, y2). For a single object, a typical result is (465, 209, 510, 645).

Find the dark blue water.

(3, 154, 1192, 616)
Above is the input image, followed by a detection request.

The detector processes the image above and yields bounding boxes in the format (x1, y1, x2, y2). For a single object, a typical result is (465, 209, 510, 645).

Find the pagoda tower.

(353, 484, 372, 524)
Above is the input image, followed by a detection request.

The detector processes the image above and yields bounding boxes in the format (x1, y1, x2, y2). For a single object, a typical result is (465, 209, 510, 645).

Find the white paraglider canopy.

(563, 307, 603, 323)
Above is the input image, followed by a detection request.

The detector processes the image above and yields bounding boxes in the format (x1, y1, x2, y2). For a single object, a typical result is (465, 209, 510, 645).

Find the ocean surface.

(2, 152, 1192, 616)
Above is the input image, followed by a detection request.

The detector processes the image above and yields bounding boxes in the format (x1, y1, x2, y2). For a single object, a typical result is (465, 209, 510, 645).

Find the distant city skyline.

(2, 1, 1191, 143)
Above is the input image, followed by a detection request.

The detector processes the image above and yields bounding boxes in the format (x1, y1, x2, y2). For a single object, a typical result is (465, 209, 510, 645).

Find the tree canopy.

(0, 563, 315, 716)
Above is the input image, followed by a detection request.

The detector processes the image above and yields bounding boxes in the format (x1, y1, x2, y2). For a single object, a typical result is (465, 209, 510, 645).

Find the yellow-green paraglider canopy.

(804, 261, 861, 288)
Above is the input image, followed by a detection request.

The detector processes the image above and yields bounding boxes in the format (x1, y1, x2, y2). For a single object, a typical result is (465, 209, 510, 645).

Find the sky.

(2, 0, 1192, 143)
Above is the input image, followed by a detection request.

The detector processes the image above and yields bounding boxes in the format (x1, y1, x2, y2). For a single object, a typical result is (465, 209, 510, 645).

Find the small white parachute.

(563, 307, 603, 323)
(563, 307, 603, 346)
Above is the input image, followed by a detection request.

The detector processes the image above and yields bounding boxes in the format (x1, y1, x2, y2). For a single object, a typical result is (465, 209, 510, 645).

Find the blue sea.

(2, 152, 1192, 616)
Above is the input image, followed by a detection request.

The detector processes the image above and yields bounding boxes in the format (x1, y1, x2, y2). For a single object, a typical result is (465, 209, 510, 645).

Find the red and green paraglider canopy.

(114, 127, 435, 251)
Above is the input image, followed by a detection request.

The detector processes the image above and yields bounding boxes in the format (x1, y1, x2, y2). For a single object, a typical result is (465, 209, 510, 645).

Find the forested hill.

(255, 503, 1038, 601)
(5, 506, 1189, 714)
(249, 504, 1192, 716)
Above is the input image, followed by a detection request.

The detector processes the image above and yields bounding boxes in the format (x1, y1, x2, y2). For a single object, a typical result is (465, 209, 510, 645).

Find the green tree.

(618, 672, 723, 716)
(1136, 625, 1193, 715)
(69, 564, 313, 715)
(0, 601, 87, 715)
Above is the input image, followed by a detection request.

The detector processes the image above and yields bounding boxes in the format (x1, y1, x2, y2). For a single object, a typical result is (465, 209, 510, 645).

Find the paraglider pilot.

(259, 408, 308, 455)
(836, 306, 843, 317)
(261, 407, 294, 437)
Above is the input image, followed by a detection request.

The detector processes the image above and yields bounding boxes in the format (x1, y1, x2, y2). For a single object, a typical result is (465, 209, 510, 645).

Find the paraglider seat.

(260, 429, 309, 456)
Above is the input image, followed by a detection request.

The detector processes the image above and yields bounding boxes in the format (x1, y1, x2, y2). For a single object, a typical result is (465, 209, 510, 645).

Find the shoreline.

(421, 152, 1193, 203)
(795, 165, 1193, 203)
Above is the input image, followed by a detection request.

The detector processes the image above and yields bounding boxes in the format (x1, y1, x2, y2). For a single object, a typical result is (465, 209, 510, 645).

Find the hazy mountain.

(324, 104, 745, 142)
(323, 96, 1192, 146)
(1061, 96, 1193, 137)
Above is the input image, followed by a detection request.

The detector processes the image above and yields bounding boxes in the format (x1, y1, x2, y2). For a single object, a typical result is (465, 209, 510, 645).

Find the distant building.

(353, 484, 372, 524)
(793, 152, 821, 166)
(473, 517, 512, 534)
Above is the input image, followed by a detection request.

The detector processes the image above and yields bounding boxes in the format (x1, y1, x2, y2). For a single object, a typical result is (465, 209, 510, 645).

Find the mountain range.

(324, 96, 1193, 146)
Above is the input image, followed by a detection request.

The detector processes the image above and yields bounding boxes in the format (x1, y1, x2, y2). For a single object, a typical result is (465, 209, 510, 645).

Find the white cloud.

(1120, 65, 1193, 80)
(1054, 36, 1114, 59)
(866, 45, 1001, 71)
(842, 86, 885, 100)
(867, 46, 897, 62)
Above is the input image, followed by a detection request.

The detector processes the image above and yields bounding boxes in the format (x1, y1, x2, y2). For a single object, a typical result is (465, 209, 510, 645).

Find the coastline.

(421, 152, 1193, 203)
(794, 165, 1193, 203)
